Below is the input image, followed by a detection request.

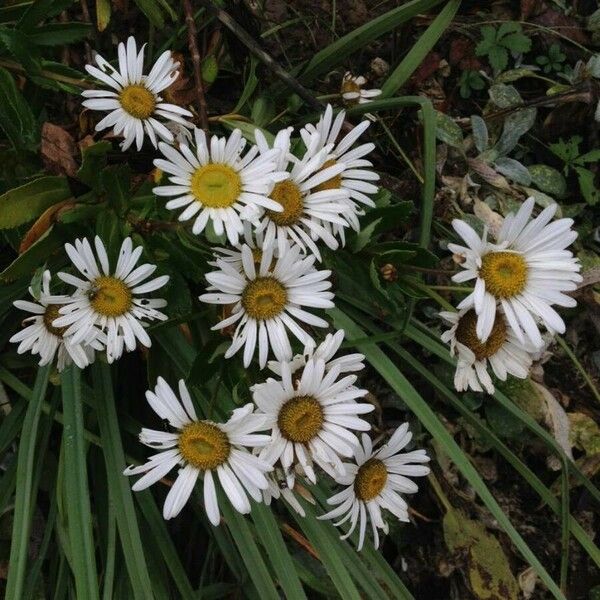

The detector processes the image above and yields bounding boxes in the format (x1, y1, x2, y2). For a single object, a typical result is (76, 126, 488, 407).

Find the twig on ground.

(199, 0, 323, 112)
(183, 0, 210, 133)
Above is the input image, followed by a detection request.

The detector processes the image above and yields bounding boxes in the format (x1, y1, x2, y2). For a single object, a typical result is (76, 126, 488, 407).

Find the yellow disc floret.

(241, 276, 288, 320)
(43, 304, 67, 337)
(455, 309, 507, 361)
(266, 180, 304, 226)
(479, 251, 528, 299)
(178, 421, 231, 470)
(277, 395, 324, 443)
(190, 164, 242, 208)
(119, 84, 156, 120)
(354, 458, 388, 501)
(89, 276, 133, 317)
(313, 159, 342, 192)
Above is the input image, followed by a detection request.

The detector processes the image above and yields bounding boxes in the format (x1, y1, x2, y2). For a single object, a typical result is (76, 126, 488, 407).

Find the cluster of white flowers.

(10, 38, 424, 552)
(441, 197, 582, 394)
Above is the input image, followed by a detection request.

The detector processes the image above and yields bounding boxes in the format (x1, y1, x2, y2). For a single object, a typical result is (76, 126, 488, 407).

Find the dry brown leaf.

(19, 200, 76, 254)
(41, 122, 78, 178)
(473, 199, 504, 238)
(163, 51, 196, 107)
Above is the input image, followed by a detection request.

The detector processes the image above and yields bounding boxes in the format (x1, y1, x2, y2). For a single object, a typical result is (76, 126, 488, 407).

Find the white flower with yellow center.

(124, 377, 272, 522)
(153, 128, 285, 245)
(440, 308, 535, 394)
(82, 36, 193, 151)
(319, 425, 430, 551)
(253, 358, 374, 489)
(9, 270, 102, 371)
(267, 329, 365, 379)
(199, 242, 335, 368)
(340, 72, 382, 105)
(52, 237, 169, 363)
(300, 104, 379, 244)
(252, 127, 352, 261)
(450, 197, 582, 347)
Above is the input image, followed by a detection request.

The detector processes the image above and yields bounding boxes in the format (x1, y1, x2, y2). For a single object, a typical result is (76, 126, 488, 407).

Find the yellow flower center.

(119, 84, 156, 120)
(241, 276, 287, 320)
(313, 159, 342, 193)
(266, 180, 304, 226)
(190, 164, 241, 208)
(89, 276, 132, 317)
(178, 421, 231, 470)
(479, 251, 528, 299)
(355, 458, 388, 501)
(277, 395, 324, 443)
(43, 304, 67, 338)
(341, 79, 361, 96)
(455, 309, 507, 361)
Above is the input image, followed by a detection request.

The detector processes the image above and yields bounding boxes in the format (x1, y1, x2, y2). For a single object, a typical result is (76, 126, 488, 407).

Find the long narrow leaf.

(92, 362, 154, 599)
(61, 366, 100, 598)
(4, 364, 50, 600)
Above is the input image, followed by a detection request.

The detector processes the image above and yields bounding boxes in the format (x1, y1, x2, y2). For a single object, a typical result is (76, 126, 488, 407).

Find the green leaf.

(96, 0, 110, 30)
(488, 83, 522, 108)
(77, 140, 112, 188)
(495, 107, 536, 155)
(27, 22, 91, 45)
(251, 503, 307, 600)
(381, 0, 460, 97)
(501, 32, 531, 54)
(0, 176, 70, 229)
(0, 26, 41, 74)
(435, 110, 463, 148)
(4, 366, 50, 600)
(528, 164, 567, 198)
(60, 366, 100, 599)
(92, 363, 154, 600)
(494, 157, 532, 185)
(0, 66, 38, 149)
(298, 0, 446, 85)
(487, 45, 508, 73)
(574, 167, 600, 205)
(471, 115, 488, 153)
(17, 0, 75, 30)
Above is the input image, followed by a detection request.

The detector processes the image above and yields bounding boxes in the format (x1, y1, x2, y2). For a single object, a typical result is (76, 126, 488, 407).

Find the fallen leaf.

(41, 122, 78, 178)
(473, 199, 504, 239)
(531, 4, 589, 45)
(468, 159, 511, 190)
(569, 412, 600, 456)
(518, 566, 538, 599)
(19, 200, 76, 253)
(444, 506, 519, 599)
(163, 51, 196, 107)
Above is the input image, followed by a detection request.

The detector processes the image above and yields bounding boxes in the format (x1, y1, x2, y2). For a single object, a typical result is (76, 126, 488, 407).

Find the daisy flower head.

(340, 72, 382, 106)
(82, 36, 193, 151)
(253, 357, 374, 488)
(124, 377, 272, 522)
(267, 329, 365, 379)
(10, 270, 102, 371)
(440, 308, 535, 394)
(153, 128, 286, 245)
(252, 127, 352, 260)
(450, 197, 582, 347)
(53, 237, 169, 363)
(300, 104, 379, 243)
(208, 221, 271, 271)
(199, 241, 335, 368)
(319, 424, 430, 551)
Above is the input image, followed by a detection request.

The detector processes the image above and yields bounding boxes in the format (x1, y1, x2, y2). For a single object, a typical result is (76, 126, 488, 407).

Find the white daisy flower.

(208, 222, 271, 271)
(199, 242, 335, 368)
(52, 237, 169, 363)
(267, 328, 365, 379)
(319, 424, 430, 551)
(9, 270, 102, 371)
(82, 36, 193, 151)
(124, 377, 272, 522)
(440, 308, 535, 394)
(252, 127, 352, 261)
(340, 72, 382, 105)
(300, 104, 379, 244)
(450, 197, 582, 347)
(153, 128, 285, 245)
(253, 357, 374, 488)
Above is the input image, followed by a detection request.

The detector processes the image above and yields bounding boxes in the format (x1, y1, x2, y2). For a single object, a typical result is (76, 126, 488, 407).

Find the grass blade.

(381, 0, 461, 97)
(92, 362, 154, 599)
(299, 0, 446, 85)
(251, 502, 307, 600)
(61, 365, 100, 599)
(331, 308, 566, 600)
(4, 364, 50, 600)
